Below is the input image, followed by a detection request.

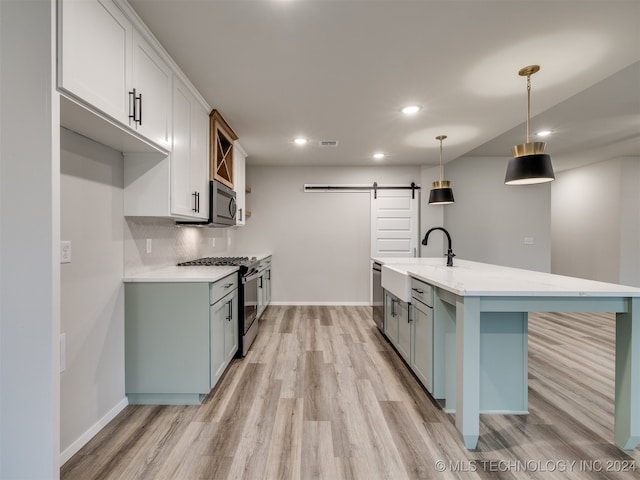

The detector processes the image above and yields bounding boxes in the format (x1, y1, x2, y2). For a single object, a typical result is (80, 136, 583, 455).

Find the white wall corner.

(60, 398, 128, 466)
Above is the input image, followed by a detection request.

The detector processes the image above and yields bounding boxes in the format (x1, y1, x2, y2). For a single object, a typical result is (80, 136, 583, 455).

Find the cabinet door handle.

(226, 300, 233, 321)
(412, 288, 424, 294)
(259, 277, 263, 288)
(224, 283, 234, 289)
(192, 192, 198, 212)
(391, 299, 397, 317)
(196, 191, 200, 212)
(267, 270, 271, 280)
(238, 208, 243, 222)
(136, 92, 142, 125)
(128, 89, 137, 125)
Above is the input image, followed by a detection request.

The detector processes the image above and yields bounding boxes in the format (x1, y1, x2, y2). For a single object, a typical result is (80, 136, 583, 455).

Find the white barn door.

(370, 189, 419, 258)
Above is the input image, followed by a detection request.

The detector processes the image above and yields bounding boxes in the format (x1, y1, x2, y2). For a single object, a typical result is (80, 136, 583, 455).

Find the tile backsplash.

(124, 217, 235, 275)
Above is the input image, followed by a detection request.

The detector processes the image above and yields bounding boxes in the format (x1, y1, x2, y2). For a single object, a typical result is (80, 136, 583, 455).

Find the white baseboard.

(60, 397, 129, 465)
(269, 301, 370, 306)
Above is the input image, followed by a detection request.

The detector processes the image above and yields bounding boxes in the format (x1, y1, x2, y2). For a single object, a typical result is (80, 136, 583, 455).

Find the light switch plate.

(524, 237, 534, 245)
(61, 241, 71, 263)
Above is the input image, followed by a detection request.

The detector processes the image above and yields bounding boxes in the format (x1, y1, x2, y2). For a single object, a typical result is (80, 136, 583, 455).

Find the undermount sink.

(381, 265, 411, 303)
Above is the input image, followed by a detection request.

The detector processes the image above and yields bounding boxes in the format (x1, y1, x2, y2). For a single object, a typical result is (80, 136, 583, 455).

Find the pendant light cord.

(434, 134, 447, 184)
(526, 74, 531, 144)
(439, 137, 444, 181)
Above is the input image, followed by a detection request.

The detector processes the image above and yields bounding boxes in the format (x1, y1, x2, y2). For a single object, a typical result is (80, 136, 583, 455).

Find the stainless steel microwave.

(209, 180, 237, 226)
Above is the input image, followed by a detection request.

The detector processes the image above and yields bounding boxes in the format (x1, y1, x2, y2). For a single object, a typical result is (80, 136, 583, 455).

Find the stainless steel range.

(177, 256, 258, 268)
(178, 256, 260, 356)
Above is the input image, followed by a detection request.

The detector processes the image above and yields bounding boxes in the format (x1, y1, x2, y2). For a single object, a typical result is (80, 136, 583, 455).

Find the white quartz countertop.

(123, 266, 238, 283)
(373, 257, 640, 297)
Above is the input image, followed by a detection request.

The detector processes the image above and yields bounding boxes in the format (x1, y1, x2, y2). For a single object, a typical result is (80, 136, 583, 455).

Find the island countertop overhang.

(373, 257, 640, 298)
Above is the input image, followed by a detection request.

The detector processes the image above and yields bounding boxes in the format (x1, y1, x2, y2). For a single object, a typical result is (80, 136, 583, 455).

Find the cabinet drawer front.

(210, 273, 238, 305)
(410, 278, 433, 306)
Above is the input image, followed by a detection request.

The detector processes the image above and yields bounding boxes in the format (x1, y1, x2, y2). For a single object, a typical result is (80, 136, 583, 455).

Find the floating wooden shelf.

(209, 109, 238, 189)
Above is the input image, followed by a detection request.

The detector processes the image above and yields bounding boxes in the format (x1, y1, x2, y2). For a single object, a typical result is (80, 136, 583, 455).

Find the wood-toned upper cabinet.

(210, 110, 238, 189)
(59, 0, 133, 125)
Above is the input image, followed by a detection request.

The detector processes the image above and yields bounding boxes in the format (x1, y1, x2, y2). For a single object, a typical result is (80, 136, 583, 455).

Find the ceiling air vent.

(318, 140, 339, 147)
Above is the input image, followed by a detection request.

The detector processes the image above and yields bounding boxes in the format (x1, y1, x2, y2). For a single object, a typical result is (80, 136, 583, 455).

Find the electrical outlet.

(524, 237, 534, 245)
(146, 238, 152, 254)
(61, 241, 71, 263)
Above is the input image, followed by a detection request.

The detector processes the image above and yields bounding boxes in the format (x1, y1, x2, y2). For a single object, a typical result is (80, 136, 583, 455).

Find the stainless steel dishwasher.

(371, 261, 383, 331)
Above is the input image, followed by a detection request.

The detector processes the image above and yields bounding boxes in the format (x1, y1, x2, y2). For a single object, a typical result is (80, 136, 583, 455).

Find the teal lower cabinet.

(264, 266, 272, 306)
(384, 291, 400, 345)
(125, 273, 238, 405)
(257, 256, 272, 319)
(210, 286, 238, 388)
(410, 300, 433, 393)
(396, 300, 411, 362)
(383, 290, 410, 362)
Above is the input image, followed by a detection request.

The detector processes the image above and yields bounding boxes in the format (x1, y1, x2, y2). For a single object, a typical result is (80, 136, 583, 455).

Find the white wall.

(619, 158, 640, 287)
(0, 1, 60, 477)
(443, 156, 551, 272)
(234, 165, 421, 304)
(124, 217, 233, 276)
(551, 157, 640, 286)
(59, 129, 127, 460)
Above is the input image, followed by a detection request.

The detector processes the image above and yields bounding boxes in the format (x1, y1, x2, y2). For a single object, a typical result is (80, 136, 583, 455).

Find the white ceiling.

(129, 0, 640, 172)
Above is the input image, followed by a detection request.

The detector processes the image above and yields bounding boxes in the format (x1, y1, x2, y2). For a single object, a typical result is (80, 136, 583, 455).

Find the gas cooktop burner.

(177, 256, 258, 267)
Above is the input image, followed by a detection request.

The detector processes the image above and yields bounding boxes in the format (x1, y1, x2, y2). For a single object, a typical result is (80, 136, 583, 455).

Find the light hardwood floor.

(61, 306, 640, 479)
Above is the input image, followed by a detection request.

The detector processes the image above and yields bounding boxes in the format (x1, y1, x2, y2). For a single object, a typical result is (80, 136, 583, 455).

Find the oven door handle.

(243, 271, 261, 284)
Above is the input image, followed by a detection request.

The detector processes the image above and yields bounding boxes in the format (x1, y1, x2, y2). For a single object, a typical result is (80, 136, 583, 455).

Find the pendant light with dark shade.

(505, 65, 555, 185)
(428, 135, 455, 205)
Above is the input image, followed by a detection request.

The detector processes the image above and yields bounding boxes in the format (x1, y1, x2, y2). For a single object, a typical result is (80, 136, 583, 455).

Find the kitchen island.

(373, 257, 640, 451)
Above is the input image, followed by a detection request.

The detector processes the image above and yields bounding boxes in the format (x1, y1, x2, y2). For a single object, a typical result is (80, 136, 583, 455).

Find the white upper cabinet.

(171, 81, 193, 218)
(131, 30, 172, 149)
(59, 0, 133, 125)
(234, 142, 247, 226)
(191, 95, 210, 219)
(123, 75, 209, 221)
(170, 77, 209, 220)
(59, 0, 172, 152)
(61, 0, 214, 221)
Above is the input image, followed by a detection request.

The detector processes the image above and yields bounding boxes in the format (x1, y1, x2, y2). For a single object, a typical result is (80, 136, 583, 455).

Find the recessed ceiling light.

(401, 105, 421, 115)
(536, 130, 552, 137)
(294, 137, 308, 145)
(373, 152, 385, 160)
